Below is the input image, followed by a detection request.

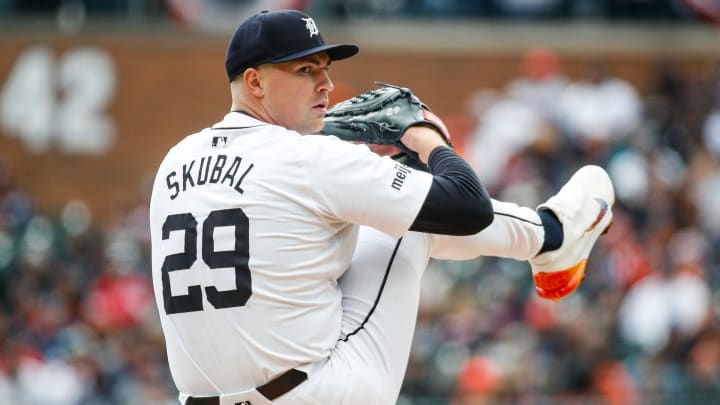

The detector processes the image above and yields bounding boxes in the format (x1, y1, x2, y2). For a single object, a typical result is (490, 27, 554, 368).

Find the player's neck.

(231, 109, 256, 118)
(230, 99, 273, 125)
(230, 104, 265, 123)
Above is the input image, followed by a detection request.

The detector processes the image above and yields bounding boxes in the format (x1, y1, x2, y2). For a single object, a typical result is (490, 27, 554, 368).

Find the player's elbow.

(455, 197, 494, 235)
(412, 182, 495, 236)
(417, 197, 494, 236)
(473, 198, 495, 231)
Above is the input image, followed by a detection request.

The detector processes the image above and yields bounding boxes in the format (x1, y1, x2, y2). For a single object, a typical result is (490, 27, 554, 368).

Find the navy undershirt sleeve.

(409, 147, 494, 235)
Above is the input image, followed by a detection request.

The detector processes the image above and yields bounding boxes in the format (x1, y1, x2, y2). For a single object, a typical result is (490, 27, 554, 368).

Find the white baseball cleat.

(530, 165, 615, 301)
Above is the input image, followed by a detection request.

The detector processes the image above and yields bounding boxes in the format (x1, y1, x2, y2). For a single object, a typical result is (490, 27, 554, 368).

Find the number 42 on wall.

(0, 45, 116, 155)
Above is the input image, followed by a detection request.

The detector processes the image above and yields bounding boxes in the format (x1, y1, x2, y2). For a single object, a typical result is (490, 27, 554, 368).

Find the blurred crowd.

(400, 50, 720, 404)
(1, 36, 720, 405)
(0, 165, 173, 404)
(322, 0, 699, 20)
(0, 0, 712, 23)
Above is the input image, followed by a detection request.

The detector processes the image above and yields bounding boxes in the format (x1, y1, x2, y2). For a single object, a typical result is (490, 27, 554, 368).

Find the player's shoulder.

(155, 128, 214, 169)
(166, 129, 209, 153)
(300, 133, 376, 157)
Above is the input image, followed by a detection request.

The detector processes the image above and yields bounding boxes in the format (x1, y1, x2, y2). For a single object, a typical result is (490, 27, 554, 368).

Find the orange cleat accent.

(533, 260, 587, 301)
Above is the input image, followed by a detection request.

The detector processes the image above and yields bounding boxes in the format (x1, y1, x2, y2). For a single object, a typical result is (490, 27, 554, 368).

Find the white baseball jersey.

(149, 112, 433, 396)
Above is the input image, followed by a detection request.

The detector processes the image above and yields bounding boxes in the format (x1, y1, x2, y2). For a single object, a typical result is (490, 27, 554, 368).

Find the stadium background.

(1, 0, 720, 403)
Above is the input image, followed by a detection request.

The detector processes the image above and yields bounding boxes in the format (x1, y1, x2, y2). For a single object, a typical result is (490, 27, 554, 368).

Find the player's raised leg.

(530, 165, 615, 301)
(335, 228, 429, 404)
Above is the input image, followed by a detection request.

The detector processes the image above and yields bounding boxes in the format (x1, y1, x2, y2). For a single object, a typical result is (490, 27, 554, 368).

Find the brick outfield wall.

(0, 33, 717, 222)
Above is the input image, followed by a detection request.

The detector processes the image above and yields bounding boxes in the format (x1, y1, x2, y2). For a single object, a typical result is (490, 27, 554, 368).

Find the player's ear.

(243, 67, 264, 98)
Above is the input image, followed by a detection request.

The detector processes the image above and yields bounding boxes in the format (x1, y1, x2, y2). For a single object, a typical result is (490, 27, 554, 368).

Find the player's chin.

(302, 118, 325, 135)
(306, 114, 325, 134)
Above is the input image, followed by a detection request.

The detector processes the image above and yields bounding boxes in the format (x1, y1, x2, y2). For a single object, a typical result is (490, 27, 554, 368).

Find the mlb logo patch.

(212, 136, 228, 148)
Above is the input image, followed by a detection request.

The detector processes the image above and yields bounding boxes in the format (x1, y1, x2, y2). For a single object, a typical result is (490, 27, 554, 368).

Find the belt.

(185, 368, 308, 404)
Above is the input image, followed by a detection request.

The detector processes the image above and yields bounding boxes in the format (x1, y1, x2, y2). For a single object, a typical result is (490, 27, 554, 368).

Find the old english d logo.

(302, 17, 319, 37)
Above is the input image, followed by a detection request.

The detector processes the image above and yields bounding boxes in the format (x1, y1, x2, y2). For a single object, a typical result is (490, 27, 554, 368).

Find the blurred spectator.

(607, 149, 650, 209)
(558, 59, 643, 150)
(506, 47, 570, 125)
(452, 355, 501, 404)
(593, 209, 652, 291)
(15, 356, 88, 404)
(0, 159, 32, 308)
(0, 159, 32, 234)
(591, 359, 640, 405)
(465, 89, 552, 189)
(618, 228, 711, 354)
(82, 255, 153, 333)
(683, 331, 720, 403)
(702, 82, 720, 159)
(644, 59, 699, 163)
(689, 152, 720, 237)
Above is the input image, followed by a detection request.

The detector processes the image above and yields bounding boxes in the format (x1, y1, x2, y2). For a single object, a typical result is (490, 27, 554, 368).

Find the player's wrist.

(401, 126, 448, 164)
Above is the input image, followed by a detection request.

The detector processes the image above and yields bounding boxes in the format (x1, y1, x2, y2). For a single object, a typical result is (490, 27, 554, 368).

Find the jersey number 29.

(161, 208, 251, 314)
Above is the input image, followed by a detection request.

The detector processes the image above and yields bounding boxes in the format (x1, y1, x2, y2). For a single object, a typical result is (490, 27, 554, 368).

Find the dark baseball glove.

(321, 82, 451, 166)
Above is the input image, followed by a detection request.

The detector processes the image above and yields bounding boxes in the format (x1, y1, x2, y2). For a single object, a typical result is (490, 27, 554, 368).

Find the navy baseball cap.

(225, 10, 359, 81)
